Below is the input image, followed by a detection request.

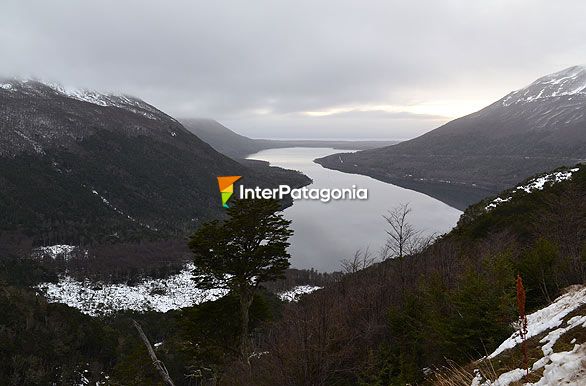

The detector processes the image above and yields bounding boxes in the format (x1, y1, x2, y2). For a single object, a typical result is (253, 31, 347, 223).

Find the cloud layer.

(1, 0, 585, 139)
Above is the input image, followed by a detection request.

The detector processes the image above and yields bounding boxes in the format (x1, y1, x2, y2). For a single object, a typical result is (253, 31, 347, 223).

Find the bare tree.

(382, 203, 435, 260)
(341, 247, 378, 274)
(132, 319, 176, 386)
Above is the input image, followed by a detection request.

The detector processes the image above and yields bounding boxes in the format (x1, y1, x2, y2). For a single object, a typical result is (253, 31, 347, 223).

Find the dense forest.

(0, 165, 584, 385)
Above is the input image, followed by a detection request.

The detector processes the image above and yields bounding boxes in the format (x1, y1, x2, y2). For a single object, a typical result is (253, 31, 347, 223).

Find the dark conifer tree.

(188, 198, 292, 360)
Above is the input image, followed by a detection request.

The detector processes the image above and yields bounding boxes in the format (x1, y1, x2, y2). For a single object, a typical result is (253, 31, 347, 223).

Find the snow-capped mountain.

(316, 66, 586, 209)
(383, 64, 586, 155)
(0, 78, 182, 157)
(0, 79, 306, 245)
(502, 65, 586, 106)
(1, 78, 165, 117)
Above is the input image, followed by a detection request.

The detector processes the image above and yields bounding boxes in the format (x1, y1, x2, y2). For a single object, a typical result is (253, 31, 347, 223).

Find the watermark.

(217, 175, 368, 207)
(240, 185, 368, 203)
(217, 176, 241, 208)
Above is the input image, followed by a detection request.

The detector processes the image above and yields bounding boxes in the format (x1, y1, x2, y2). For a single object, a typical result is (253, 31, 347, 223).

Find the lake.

(247, 147, 462, 272)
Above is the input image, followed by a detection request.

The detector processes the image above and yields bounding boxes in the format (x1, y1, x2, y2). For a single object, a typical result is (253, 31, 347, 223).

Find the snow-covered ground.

(278, 285, 322, 302)
(32, 244, 81, 261)
(471, 285, 586, 386)
(36, 263, 228, 316)
(37, 262, 321, 316)
(488, 286, 586, 358)
(485, 167, 580, 211)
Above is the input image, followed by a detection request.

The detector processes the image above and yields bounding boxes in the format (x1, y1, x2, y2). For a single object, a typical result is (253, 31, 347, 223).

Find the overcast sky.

(1, 0, 586, 139)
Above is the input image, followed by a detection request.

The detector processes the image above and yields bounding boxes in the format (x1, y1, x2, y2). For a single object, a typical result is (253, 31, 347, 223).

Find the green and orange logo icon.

(217, 176, 241, 208)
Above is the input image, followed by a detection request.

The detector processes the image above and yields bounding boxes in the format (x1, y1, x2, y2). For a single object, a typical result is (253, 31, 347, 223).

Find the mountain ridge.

(0, 80, 310, 246)
(316, 66, 586, 209)
(181, 118, 399, 159)
(0, 78, 190, 157)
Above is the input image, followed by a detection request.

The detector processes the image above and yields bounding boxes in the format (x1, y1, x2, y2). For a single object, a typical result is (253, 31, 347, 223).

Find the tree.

(518, 238, 558, 304)
(382, 203, 433, 260)
(382, 203, 435, 293)
(188, 199, 293, 361)
(341, 247, 377, 274)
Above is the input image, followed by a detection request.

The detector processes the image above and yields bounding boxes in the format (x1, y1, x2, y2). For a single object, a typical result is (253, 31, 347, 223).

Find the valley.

(1, 68, 585, 385)
(246, 147, 461, 271)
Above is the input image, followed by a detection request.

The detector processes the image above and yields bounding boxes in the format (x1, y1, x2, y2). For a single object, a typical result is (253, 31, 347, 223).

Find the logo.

(217, 176, 241, 208)
(217, 175, 368, 207)
(240, 184, 368, 202)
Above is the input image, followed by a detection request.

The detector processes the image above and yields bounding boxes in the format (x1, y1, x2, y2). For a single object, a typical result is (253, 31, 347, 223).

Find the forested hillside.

(225, 164, 586, 385)
(1, 163, 583, 384)
(0, 80, 310, 248)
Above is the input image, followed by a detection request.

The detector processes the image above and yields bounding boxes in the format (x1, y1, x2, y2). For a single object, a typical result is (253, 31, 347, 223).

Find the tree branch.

(132, 319, 176, 386)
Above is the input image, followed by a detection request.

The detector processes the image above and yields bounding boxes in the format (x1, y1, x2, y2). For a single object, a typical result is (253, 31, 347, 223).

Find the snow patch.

(502, 66, 586, 106)
(37, 265, 318, 316)
(472, 286, 586, 386)
(32, 244, 81, 261)
(516, 168, 578, 194)
(490, 368, 526, 385)
(528, 344, 586, 385)
(485, 167, 580, 211)
(37, 263, 229, 316)
(485, 197, 512, 210)
(278, 285, 322, 302)
(91, 188, 157, 231)
(538, 315, 586, 357)
(14, 129, 44, 154)
(4, 78, 162, 120)
(489, 286, 586, 358)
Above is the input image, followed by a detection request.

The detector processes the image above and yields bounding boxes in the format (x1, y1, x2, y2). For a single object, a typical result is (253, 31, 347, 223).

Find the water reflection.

(247, 147, 462, 272)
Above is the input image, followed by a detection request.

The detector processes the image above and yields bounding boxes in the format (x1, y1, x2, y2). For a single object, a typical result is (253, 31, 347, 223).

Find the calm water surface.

(247, 147, 462, 272)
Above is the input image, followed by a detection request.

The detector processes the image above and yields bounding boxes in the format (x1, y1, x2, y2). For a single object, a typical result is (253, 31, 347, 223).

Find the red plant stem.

(516, 274, 529, 376)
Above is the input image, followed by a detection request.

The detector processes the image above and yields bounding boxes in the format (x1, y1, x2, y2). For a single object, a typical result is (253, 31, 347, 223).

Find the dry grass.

(432, 358, 498, 386)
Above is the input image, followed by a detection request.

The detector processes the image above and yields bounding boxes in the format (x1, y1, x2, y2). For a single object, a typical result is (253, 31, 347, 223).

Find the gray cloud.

(1, 0, 586, 139)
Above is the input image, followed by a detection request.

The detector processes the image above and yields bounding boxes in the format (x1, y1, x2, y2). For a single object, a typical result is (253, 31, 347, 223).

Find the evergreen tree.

(188, 198, 293, 361)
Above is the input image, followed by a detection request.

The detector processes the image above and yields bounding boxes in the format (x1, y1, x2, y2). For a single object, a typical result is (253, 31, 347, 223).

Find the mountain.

(181, 118, 263, 159)
(181, 118, 399, 159)
(316, 66, 586, 209)
(0, 79, 308, 246)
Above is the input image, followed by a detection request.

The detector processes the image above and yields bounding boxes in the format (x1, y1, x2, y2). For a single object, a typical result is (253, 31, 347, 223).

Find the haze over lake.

(247, 147, 462, 272)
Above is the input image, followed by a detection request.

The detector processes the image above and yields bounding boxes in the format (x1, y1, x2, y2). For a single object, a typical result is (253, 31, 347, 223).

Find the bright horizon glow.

(302, 99, 494, 120)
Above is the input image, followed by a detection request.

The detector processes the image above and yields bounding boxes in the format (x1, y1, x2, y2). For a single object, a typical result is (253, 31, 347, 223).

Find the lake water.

(247, 147, 462, 272)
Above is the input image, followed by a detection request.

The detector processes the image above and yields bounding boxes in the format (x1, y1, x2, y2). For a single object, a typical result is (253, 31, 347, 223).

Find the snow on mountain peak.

(502, 65, 586, 106)
(0, 77, 163, 120)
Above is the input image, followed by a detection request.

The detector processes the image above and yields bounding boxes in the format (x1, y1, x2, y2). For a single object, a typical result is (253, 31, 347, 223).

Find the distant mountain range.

(181, 118, 399, 159)
(0, 79, 309, 246)
(316, 66, 586, 209)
